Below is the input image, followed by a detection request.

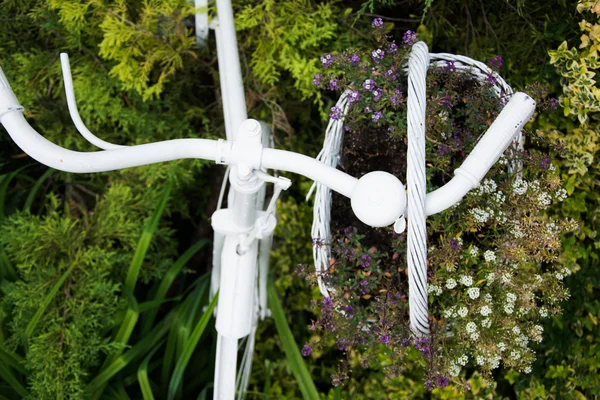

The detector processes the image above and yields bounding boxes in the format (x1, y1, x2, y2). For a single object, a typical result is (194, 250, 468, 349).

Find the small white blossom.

(480, 305, 492, 316)
(492, 191, 506, 204)
(446, 278, 457, 290)
(467, 287, 480, 299)
(482, 318, 492, 328)
(470, 332, 480, 340)
(476, 355, 485, 365)
(469, 246, 480, 256)
(498, 342, 507, 351)
(502, 272, 512, 284)
(457, 355, 469, 366)
(428, 284, 443, 296)
(556, 272, 564, 280)
(504, 304, 514, 314)
(484, 293, 493, 303)
(555, 188, 567, 201)
(470, 208, 490, 223)
(516, 334, 529, 348)
(481, 179, 497, 193)
(513, 179, 528, 195)
(539, 308, 548, 318)
(443, 306, 457, 319)
(530, 180, 540, 191)
(489, 355, 501, 369)
(458, 306, 469, 318)
(466, 322, 478, 333)
(449, 362, 461, 377)
(511, 224, 525, 239)
(537, 192, 552, 207)
(506, 293, 517, 303)
(484, 250, 496, 262)
(486, 273, 495, 286)
(524, 366, 532, 374)
(460, 275, 473, 287)
(512, 326, 521, 335)
(510, 350, 521, 360)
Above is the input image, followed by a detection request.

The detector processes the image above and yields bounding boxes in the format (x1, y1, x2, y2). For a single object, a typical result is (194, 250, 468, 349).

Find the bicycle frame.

(0, 0, 536, 398)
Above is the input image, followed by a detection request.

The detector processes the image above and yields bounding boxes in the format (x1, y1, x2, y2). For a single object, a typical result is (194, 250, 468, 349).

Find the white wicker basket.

(309, 42, 521, 337)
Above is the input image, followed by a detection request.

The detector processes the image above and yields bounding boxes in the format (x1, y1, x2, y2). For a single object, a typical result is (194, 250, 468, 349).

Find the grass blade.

(23, 168, 54, 213)
(25, 262, 76, 338)
(137, 342, 163, 400)
(141, 239, 209, 335)
(167, 292, 218, 400)
(0, 347, 26, 375)
(0, 362, 28, 398)
(87, 314, 174, 394)
(125, 180, 173, 292)
(267, 281, 319, 400)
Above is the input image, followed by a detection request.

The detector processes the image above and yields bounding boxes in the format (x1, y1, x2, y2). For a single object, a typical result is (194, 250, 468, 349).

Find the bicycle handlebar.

(0, 66, 535, 222)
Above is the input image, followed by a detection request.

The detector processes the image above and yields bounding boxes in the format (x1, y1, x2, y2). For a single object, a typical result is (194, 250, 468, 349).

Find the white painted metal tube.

(1, 112, 218, 173)
(261, 148, 358, 199)
(425, 92, 536, 215)
(215, 0, 247, 138)
(215, 335, 238, 400)
(214, 23, 234, 141)
(60, 53, 124, 150)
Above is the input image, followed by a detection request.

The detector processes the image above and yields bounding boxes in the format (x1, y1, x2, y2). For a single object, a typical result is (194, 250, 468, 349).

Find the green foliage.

(235, 0, 340, 102)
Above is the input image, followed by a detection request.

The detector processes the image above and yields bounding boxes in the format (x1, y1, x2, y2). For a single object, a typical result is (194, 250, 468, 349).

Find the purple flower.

(329, 106, 343, 120)
(444, 61, 457, 73)
(320, 53, 334, 68)
(440, 94, 453, 108)
(489, 55, 504, 70)
(372, 111, 383, 122)
(322, 297, 334, 310)
(350, 54, 361, 66)
(343, 305, 354, 319)
(372, 48, 385, 61)
(301, 344, 312, 357)
(401, 337, 411, 347)
(360, 253, 372, 268)
(372, 88, 383, 101)
(388, 42, 398, 54)
(363, 79, 376, 91)
(550, 97, 559, 109)
(312, 73, 323, 86)
(540, 156, 550, 170)
(485, 73, 497, 87)
(364, 106, 372, 113)
(348, 90, 362, 104)
(328, 77, 339, 91)
(402, 30, 418, 46)
(390, 88, 402, 106)
(437, 375, 450, 389)
(336, 338, 349, 351)
(372, 17, 384, 29)
(449, 238, 462, 251)
(359, 279, 369, 294)
(379, 334, 390, 345)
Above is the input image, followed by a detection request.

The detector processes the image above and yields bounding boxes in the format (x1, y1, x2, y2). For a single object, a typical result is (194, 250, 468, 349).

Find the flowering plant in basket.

(299, 19, 577, 390)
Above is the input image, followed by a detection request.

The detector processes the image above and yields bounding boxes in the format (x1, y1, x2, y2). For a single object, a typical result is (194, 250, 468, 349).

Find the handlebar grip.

(455, 92, 535, 188)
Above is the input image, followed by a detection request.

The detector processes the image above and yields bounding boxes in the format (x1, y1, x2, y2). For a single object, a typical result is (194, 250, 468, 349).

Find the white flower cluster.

(539, 308, 548, 318)
(443, 306, 457, 319)
(476, 355, 485, 365)
(466, 322, 478, 334)
(457, 354, 469, 366)
(502, 272, 512, 284)
(555, 188, 567, 201)
(492, 191, 506, 204)
(480, 305, 492, 316)
(531, 325, 544, 343)
(470, 207, 490, 223)
(504, 292, 517, 314)
(498, 342, 507, 351)
(449, 362, 461, 377)
(458, 306, 469, 318)
(484, 293, 493, 303)
(554, 267, 572, 281)
(484, 250, 496, 262)
(474, 179, 497, 196)
(513, 179, 528, 195)
(516, 334, 529, 348)
(510, 350, 521, 360)
(537, 192, 552, 207)
(486, 272, 495, 286)
(460, 275, 473, 286)
(446, 278, 457, 289)
(428, 284, 443, 296)
(511, 223, 525, 239)
(482, 318, 492, 328)
(467, 287, 480, 299)
(469, 246, 479, 257)
(488, 354, 501, 369)
(524, 366, 532, 374)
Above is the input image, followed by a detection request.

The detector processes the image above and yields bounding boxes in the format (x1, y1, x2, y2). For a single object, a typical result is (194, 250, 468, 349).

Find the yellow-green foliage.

(549, 2, 600, 125)
(235, 0, 340, 102)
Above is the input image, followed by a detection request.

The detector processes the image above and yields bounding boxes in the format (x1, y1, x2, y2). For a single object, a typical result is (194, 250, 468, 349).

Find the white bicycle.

(0, 0, 535, 398)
